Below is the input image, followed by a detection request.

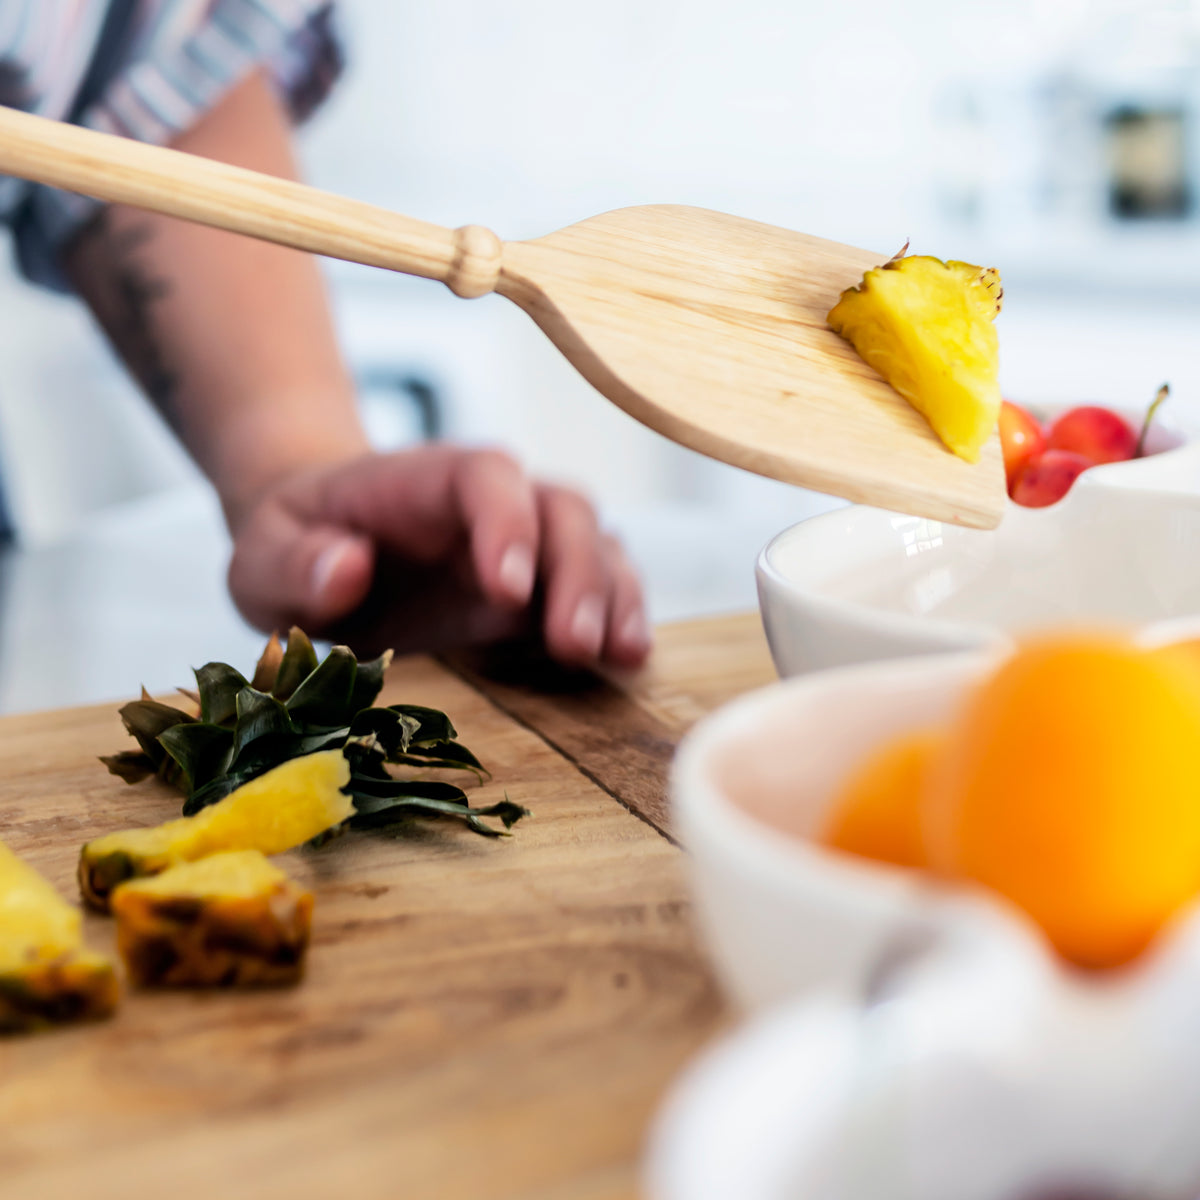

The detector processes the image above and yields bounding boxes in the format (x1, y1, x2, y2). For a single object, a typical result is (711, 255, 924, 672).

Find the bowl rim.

(671, 647, 1002, 898)
(758, 470, 1200, 650)
(755, 510, 1005, 650)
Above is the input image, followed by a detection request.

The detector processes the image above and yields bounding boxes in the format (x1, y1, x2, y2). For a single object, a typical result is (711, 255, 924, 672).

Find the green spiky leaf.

(112, 697, 197, 787)
(272, 626, 319, 699)
(97, 749, 158, 784)
(388, 704, 458, 745)
(348, 779, 528, 838)
(101, 628, 523, 841)
(119, 697, 196, 757)
(250, 631, 284, 693)
(158, 723, 234, 792)
(194, 662, 250, 726)
(347, 707, 420, 758)
(348, 650, 393, 714)
(388, 740, 489, 781)
(232, 687, 296, 751)
(284, 646, 357, 725)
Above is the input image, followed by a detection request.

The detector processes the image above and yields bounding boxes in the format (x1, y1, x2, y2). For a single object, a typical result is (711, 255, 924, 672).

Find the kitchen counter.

(0, 612, 776, 1200)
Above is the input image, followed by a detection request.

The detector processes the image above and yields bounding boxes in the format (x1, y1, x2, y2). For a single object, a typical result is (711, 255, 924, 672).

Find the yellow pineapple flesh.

(80, 749, 352, 911)
(113, 850, 313, 988)
(827, 254, 1003, 462)
(1, 840, 118, 1033)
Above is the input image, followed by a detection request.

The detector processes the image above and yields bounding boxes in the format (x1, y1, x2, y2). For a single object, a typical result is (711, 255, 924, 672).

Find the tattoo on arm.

(66, 209, 180, 426)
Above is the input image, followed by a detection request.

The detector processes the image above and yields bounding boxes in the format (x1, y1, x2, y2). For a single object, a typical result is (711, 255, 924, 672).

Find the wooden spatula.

(0, 106, 1005, 528)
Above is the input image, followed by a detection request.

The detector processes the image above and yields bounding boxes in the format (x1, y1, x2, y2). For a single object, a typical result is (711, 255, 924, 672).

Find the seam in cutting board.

(438, 659, 679, 847)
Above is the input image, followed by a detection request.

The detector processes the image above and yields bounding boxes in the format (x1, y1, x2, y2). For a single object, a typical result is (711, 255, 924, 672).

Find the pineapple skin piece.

(1, 954, 120, 1034)
(80, 749, 352, 912)
(827, 254, 1003, 463)
(1, 841, 118, 1033)
(112, 851, 313, 988)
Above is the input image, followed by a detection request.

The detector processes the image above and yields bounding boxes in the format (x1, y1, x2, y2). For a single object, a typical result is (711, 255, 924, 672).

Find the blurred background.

(2, 0, 1200, 711)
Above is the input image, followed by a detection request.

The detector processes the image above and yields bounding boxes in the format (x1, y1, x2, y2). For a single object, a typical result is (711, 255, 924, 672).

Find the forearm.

(63, 70, 369, 530)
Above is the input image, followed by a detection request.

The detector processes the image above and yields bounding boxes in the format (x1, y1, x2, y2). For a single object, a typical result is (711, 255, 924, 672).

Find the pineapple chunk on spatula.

(0, 106, 1005, 529)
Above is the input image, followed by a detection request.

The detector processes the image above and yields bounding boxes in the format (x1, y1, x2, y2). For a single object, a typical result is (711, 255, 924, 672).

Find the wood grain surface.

(444, 613, 779, 841)
(0, 106, 1006, 527)
(503, 206, 1007, 529)
(0, 646, 747, 1200)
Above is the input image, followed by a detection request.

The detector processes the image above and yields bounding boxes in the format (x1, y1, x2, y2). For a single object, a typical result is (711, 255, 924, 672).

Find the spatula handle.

(0, 105, 503, 298)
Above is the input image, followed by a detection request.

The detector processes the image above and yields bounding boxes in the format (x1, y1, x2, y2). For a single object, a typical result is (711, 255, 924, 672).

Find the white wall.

(3, 0, 1200, 550)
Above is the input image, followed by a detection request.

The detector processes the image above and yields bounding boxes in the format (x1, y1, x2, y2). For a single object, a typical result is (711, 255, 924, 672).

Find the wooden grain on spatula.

(0, 106, 1005, 528)
(503, 206, 1006, 528)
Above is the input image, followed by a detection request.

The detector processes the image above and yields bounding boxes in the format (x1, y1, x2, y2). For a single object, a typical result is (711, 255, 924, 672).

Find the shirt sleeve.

(12, 0, 344, 291)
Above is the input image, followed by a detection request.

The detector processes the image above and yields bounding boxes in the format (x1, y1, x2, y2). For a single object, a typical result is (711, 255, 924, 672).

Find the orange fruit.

(823, 729, 941, 869)
(1151, 638, 1200, 678)
(924, 637, 1200, 969)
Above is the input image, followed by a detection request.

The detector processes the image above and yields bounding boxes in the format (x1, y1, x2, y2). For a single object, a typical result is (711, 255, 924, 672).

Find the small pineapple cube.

(1, 841, 117, 1033)
(80, 749, 352, 911)
(113, 850, 313, 988)
(828, 254, 1003, 462)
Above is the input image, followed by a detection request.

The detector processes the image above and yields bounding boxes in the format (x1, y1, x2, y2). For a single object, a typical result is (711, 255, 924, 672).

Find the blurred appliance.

(1038, 5, 1200, 232)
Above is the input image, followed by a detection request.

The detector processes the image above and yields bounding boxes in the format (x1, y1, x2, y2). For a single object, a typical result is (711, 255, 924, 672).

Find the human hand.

(227, 445, 652, 668)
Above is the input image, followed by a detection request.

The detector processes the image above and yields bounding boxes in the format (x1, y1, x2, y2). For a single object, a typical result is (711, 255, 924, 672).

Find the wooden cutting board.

(0, 625, 781, 1200)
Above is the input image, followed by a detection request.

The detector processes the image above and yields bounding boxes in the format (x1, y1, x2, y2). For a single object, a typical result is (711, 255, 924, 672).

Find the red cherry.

(1046, 406, 1137, 466)
(1010, 450, 1092, 508)
(999, 401, 1046, 492)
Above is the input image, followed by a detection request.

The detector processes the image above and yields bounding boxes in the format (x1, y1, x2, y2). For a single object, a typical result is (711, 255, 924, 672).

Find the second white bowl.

(758, 463, 1200, 678)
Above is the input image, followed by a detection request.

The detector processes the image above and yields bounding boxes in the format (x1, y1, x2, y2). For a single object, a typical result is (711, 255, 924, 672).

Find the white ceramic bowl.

(670, 648, 1039, 1013)
(758, 441, 1200, 678)
(658, 639, 1200, 1200)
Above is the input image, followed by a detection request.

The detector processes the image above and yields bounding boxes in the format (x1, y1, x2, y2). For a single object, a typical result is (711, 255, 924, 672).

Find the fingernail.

(497, 543, 536, 603)
(570, 594, 606, 658)
(619, 608, 651, 652)
(311, 540, 353, 603)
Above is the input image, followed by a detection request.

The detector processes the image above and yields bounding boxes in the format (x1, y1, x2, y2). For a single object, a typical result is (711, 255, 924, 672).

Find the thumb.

(228, 496, 375, 633)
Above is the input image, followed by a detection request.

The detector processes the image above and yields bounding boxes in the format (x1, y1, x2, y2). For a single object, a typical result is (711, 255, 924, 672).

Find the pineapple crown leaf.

(284, 646, 358, 725)
(347, 778, 528, 838)
(272, 627, 319, 700)
(250, 630, 284, 692)
(98, 749, 158, 785)
(348, 707, 420, 756)
(158, 722, 234, 795)
(387, 703, 458, 745)
(102, 628, 518, 839)
(195, 662, 250, 726)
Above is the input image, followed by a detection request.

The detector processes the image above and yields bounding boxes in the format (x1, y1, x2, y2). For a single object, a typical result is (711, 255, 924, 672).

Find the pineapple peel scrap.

(827, 252, 1004, 463)
(112, 850, 314, 988)
(1, 839, 118, 1031)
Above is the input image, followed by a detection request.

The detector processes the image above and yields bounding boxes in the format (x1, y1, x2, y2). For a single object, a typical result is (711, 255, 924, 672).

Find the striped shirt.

(0, 0, 342, 290)
(0, 0, 342, 543)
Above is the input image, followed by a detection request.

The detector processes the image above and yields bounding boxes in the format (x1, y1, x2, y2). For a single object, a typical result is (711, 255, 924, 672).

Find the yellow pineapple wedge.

(113, 850, 313, 988)
(1, 840, 118, 1033)
(827, 254, 1003, 462)
(80, 749, 352, 912)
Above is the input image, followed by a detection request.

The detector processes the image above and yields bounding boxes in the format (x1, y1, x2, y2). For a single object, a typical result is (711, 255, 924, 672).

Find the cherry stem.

(1135, 383, 1170, 458)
